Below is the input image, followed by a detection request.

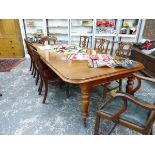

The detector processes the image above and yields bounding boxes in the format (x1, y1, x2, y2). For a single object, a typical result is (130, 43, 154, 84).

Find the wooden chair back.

(94, 38, 110, 53)
(24, 39, 32, 55)
(79, 36, 90, 48)
(40, 36, 57, 45)
(115, 42, 133, 58)
(29, 45, 44, 74)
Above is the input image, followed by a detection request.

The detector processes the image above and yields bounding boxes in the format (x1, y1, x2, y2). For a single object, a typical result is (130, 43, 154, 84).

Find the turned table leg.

(80, 84, 91, 127)
(126, 76, 134, 94)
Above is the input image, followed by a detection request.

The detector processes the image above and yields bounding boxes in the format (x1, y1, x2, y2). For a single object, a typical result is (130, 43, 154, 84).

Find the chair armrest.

(114, 92, 155, 110)
(129, 73, 155, 94)
(111, 97, 128, 121)
(133, 73, 155, 83)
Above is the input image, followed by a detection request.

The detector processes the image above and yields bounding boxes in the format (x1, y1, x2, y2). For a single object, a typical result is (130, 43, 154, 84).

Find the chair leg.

(108, 123, 117, 135)
(59, 81, 64, 89)
(36, 72, 40, 85)
(38, 78, 41, 91)
(43, 80, 48, 104)
(38, 80, 41, 92)
(119, 79, 122, 92)
(66, 83, 70, 98)
(94, 112, 101, 135)
(149, 128, 153, 135)
(29, 59, 33, 71)
(31, 64, 35, 75)
(33, 67, 36, 78)
(38, 79, 43, 95)
(83, 118, 87, 128)
(103, 83, 108, 99)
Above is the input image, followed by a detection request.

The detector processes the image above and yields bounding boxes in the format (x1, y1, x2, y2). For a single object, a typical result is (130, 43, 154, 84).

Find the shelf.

(71, 25, 93, 27)
(71, 33, 93, 36)
(96, 26, 115, 28)
(48, 33, 68, 35)
(56, 40, 68, 42)
(47, 26, 68, 28)
(25, 26, 43, 28)
(118, 34, 136, 38)
(95, 34, 117, 37)
(27, 33, 43, 35)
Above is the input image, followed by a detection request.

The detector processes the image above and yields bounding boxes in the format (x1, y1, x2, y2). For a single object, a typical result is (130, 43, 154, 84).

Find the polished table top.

(34, 43, 144, 84)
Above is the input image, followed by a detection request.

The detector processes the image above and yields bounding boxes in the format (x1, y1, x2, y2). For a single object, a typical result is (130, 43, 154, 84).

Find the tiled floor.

(0, 58, 155, 135)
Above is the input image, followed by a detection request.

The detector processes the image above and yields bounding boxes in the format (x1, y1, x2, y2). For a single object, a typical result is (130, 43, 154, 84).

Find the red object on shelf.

(96, 20, 115, 27)
(141, 40, 155, 50)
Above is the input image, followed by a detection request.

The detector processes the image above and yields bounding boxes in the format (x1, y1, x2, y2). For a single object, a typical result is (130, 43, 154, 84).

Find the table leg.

(80, 84, 91, 127)
(126, 76, 134, 94)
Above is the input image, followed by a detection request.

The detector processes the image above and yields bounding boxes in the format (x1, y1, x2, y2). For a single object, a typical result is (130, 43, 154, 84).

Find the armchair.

(94, 73, 155, 135)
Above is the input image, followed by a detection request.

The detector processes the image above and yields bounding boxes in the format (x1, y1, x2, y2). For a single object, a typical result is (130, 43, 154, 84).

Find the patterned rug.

(0, 58, 155, 134)
(0, 59, 24, 72)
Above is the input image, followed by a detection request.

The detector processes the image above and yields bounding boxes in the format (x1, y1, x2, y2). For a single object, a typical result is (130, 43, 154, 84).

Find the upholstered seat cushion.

(106, 81, 119, 90)
(100, 96, 150, 128)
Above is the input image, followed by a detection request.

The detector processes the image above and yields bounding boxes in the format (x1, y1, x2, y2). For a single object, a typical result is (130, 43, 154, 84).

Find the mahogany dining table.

(33, 43, 144, 126)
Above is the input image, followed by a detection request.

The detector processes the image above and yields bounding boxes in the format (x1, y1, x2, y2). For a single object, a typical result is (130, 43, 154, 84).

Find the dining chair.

(29, 45, 60, 103)
(25, 39, 42, 86)
(94, 73, 155, 135)
(40, 36, 57, 45)
(115, 42, 133, 58)
(62, 35, 90, 97)
(106, 40, 120, 56)
(94, 40, 119, 98)
(24, 39, 37, 78)
(24, 39, 34, 72)
(114, 42, 133, 91)
(102, 41, 133, 97)
(79, 36, 90, 48)
(94, 38, 110, 53)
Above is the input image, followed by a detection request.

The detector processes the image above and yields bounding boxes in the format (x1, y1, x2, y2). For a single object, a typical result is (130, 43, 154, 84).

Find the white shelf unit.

(23, 19, 44, 43)
(21, 19, 143, 48)
(94, 19, 117, 35)
(93, 19, 119, 50)
(46, 19, 69, 44)
(70, 19, 94, 47)
(117, 19, 142, 42)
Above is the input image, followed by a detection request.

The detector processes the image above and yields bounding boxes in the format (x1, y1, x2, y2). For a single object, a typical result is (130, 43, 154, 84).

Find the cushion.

(99, 95, 150, 128)
(106, 81, 119, 90)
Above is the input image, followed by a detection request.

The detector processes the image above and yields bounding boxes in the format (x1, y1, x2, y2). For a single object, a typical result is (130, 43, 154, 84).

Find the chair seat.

(100, 95, 150, 128)
(106, 81, 119, 90)
(43, 69, 59, 80)
(41, 61, 50, 69)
